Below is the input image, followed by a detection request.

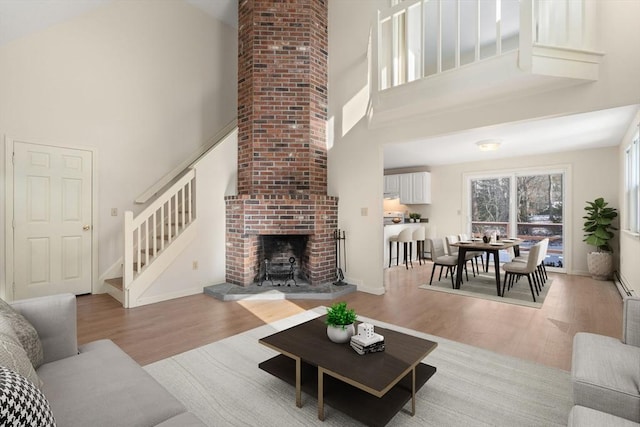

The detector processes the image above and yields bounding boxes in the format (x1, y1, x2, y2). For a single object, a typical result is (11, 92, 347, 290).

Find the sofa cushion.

(569, 405, 640, 427)
(572, 332, 640, 422)
(0, 297, 44, 368)
(0, 365, 55, 427)
(37, 339, 187, 427)
(0, 316, 42, 388)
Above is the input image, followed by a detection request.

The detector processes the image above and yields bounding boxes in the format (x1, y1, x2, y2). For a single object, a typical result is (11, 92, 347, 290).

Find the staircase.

(104, 169, 198, 308)
(101, 120, 237, 308)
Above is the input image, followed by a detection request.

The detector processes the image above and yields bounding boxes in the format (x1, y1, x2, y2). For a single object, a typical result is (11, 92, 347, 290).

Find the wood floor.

(76, 261, 623, 371)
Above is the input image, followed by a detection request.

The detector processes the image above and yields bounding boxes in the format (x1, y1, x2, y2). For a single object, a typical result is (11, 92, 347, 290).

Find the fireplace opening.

(256, 235, 310, 286)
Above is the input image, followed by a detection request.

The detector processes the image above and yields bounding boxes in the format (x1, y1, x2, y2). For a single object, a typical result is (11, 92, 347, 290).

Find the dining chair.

(445, 235, 473, 279)
(427, 238, 459, 288)
(513, 238, 549, 286)
(501, 243, 542, 302)
(458, 233, 484, 272)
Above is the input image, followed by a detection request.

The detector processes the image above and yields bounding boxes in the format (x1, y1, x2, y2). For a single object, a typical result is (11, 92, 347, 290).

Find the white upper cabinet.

(399, 174, 412, 204)
(411, 172, 431, 204)
(391, 171, 430, 205)
(383, 174, 401, 194)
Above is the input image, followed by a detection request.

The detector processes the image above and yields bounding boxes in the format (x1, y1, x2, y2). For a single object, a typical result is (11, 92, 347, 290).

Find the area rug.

(144, 308, 571, 426)
(419, 271, 552, 308)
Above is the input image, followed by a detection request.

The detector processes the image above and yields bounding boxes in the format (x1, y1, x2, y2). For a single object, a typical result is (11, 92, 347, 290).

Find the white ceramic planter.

(326, 324, 355, 343)
(587, 251, 614, 281)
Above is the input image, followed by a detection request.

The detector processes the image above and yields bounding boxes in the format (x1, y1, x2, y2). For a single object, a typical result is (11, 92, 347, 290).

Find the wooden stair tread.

(105, 277, 123, 291)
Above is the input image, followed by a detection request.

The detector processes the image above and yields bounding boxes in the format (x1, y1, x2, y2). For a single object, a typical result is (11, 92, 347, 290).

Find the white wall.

(0, 0, 237, 295)
(327, 0, 640, 293)
(619, 110, 640, 293)
(428, 147, 619, 276)
(328, 0, 388, 294)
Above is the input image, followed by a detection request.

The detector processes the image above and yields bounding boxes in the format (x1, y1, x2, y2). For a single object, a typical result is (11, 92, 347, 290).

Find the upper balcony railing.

(377, 0, 596, 91)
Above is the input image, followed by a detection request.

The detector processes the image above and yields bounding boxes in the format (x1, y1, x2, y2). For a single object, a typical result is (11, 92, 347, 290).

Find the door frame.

(3, 136, 99, 301)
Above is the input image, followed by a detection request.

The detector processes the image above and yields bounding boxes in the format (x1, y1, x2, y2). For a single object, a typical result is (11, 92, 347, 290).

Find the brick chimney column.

(237, 0, 328, 196)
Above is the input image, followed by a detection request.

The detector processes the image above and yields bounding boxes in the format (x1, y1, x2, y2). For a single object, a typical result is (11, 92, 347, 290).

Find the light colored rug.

(144, 308, 571, 426)
(419, 271, 552, 308)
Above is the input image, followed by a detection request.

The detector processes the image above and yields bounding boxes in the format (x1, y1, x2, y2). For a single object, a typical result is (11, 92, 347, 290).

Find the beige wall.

(619, 111, 640, 293)
(0, 0, 237, 295)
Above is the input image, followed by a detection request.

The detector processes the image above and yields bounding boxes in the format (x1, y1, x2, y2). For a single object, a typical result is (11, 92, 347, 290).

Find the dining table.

(449, 239, 521, 296)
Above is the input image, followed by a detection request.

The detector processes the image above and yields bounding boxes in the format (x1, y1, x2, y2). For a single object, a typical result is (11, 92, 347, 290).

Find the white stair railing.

(376, 0, 589, 91)
(123, 168, 196, 300)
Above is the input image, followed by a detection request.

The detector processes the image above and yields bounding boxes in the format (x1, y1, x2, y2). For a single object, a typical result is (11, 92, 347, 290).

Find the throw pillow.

(0, 316, 42, 388)
(0, 298, 44, 369)
(0, 365, 56, 427)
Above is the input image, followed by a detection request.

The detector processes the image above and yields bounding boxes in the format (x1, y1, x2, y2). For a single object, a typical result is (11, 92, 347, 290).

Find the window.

(625, 128, 640, 234)
(468, 170, 566, 270)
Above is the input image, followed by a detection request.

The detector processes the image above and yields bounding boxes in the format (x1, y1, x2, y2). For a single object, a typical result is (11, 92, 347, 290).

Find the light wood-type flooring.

(77, 261, 623, 371)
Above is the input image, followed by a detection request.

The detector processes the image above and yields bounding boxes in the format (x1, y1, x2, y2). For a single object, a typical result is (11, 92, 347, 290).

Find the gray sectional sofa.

(4, 293, 205, 426)
(570, 296, 640, 426)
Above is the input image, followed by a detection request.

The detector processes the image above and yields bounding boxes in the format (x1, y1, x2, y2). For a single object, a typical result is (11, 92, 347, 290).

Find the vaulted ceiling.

(1, 0, 636, 168)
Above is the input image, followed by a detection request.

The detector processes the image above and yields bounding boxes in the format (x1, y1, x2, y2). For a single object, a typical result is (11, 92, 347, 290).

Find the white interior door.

(13, 141, 93, 299)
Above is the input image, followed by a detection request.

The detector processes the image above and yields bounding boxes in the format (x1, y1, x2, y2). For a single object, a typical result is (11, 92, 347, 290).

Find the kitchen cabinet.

(411, 172, 431, 204)
(398, 172, 431, 204)
(383, 174, 400, 194)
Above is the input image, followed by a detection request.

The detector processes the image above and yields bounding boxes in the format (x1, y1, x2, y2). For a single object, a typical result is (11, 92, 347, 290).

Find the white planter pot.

(587, 251, 614, 281)
(326, 324, 355, 343)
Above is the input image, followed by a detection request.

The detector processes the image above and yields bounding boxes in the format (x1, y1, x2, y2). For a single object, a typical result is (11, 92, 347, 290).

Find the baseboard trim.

(133, 286, 204, 307)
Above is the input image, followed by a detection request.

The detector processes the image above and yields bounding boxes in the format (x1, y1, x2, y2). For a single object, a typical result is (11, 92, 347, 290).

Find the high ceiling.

(1, 0, 637, 169)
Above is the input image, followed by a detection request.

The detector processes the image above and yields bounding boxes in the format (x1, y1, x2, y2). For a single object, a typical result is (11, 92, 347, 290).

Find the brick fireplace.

(225, 0, 338, 287)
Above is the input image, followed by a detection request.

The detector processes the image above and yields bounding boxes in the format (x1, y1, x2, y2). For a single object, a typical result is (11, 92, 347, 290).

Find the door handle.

(83, 225, 91, 231)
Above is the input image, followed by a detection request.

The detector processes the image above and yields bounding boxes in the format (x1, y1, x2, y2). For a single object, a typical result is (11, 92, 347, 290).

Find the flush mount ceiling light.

(476, 139, 502, 151)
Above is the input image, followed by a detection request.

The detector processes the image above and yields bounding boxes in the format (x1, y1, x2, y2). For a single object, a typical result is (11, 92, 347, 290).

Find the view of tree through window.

(469, 172, 565, 269)
(471, 177, 511, 236)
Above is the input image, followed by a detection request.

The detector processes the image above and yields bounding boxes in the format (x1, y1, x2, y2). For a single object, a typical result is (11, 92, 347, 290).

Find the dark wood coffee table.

(258, 315, 438, 426)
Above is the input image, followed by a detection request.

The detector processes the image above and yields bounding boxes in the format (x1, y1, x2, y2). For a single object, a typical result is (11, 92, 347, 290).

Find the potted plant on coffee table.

(325, 302, 357, 343)
(583, 197, 618, 280)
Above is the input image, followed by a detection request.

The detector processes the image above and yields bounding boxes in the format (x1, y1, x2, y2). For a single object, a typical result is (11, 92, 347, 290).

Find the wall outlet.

(192, 261, 198, 270)
(111, 208, 118, 216)
(361, 207, 368, 216)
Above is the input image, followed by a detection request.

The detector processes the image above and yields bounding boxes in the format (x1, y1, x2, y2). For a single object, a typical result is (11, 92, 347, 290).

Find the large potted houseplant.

(583, 197, 618, 280)
(325, 302, 357, 343)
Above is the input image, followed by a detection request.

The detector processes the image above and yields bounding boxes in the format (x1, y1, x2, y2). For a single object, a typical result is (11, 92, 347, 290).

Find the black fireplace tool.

(334, 229, 347, 286)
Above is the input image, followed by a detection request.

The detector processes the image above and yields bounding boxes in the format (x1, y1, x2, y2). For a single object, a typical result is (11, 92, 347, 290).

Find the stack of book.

(350, 332, 385, 355)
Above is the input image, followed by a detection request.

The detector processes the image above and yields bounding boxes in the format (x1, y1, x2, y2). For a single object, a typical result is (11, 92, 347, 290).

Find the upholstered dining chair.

(445, 235, 474, 279)
(501, 243, 542, 302)
(513, 238, 549, 286)
(459, 233, 484, 272)
(427, 238, 459, 288)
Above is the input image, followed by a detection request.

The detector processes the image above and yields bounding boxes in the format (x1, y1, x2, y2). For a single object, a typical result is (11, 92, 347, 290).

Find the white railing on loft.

(123, 168, 196, 295)
(376, 0, 590, 91)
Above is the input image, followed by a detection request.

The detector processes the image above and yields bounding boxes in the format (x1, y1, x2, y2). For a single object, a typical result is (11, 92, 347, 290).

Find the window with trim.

(468, 170, 566, 270)
(625, 127, 640, 234)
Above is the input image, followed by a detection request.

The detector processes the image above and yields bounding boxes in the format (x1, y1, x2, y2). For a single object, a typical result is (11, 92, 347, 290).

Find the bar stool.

(412, 226, 426, 265)
(388, 230, 401, 268)
(398, 228, 414, 269)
